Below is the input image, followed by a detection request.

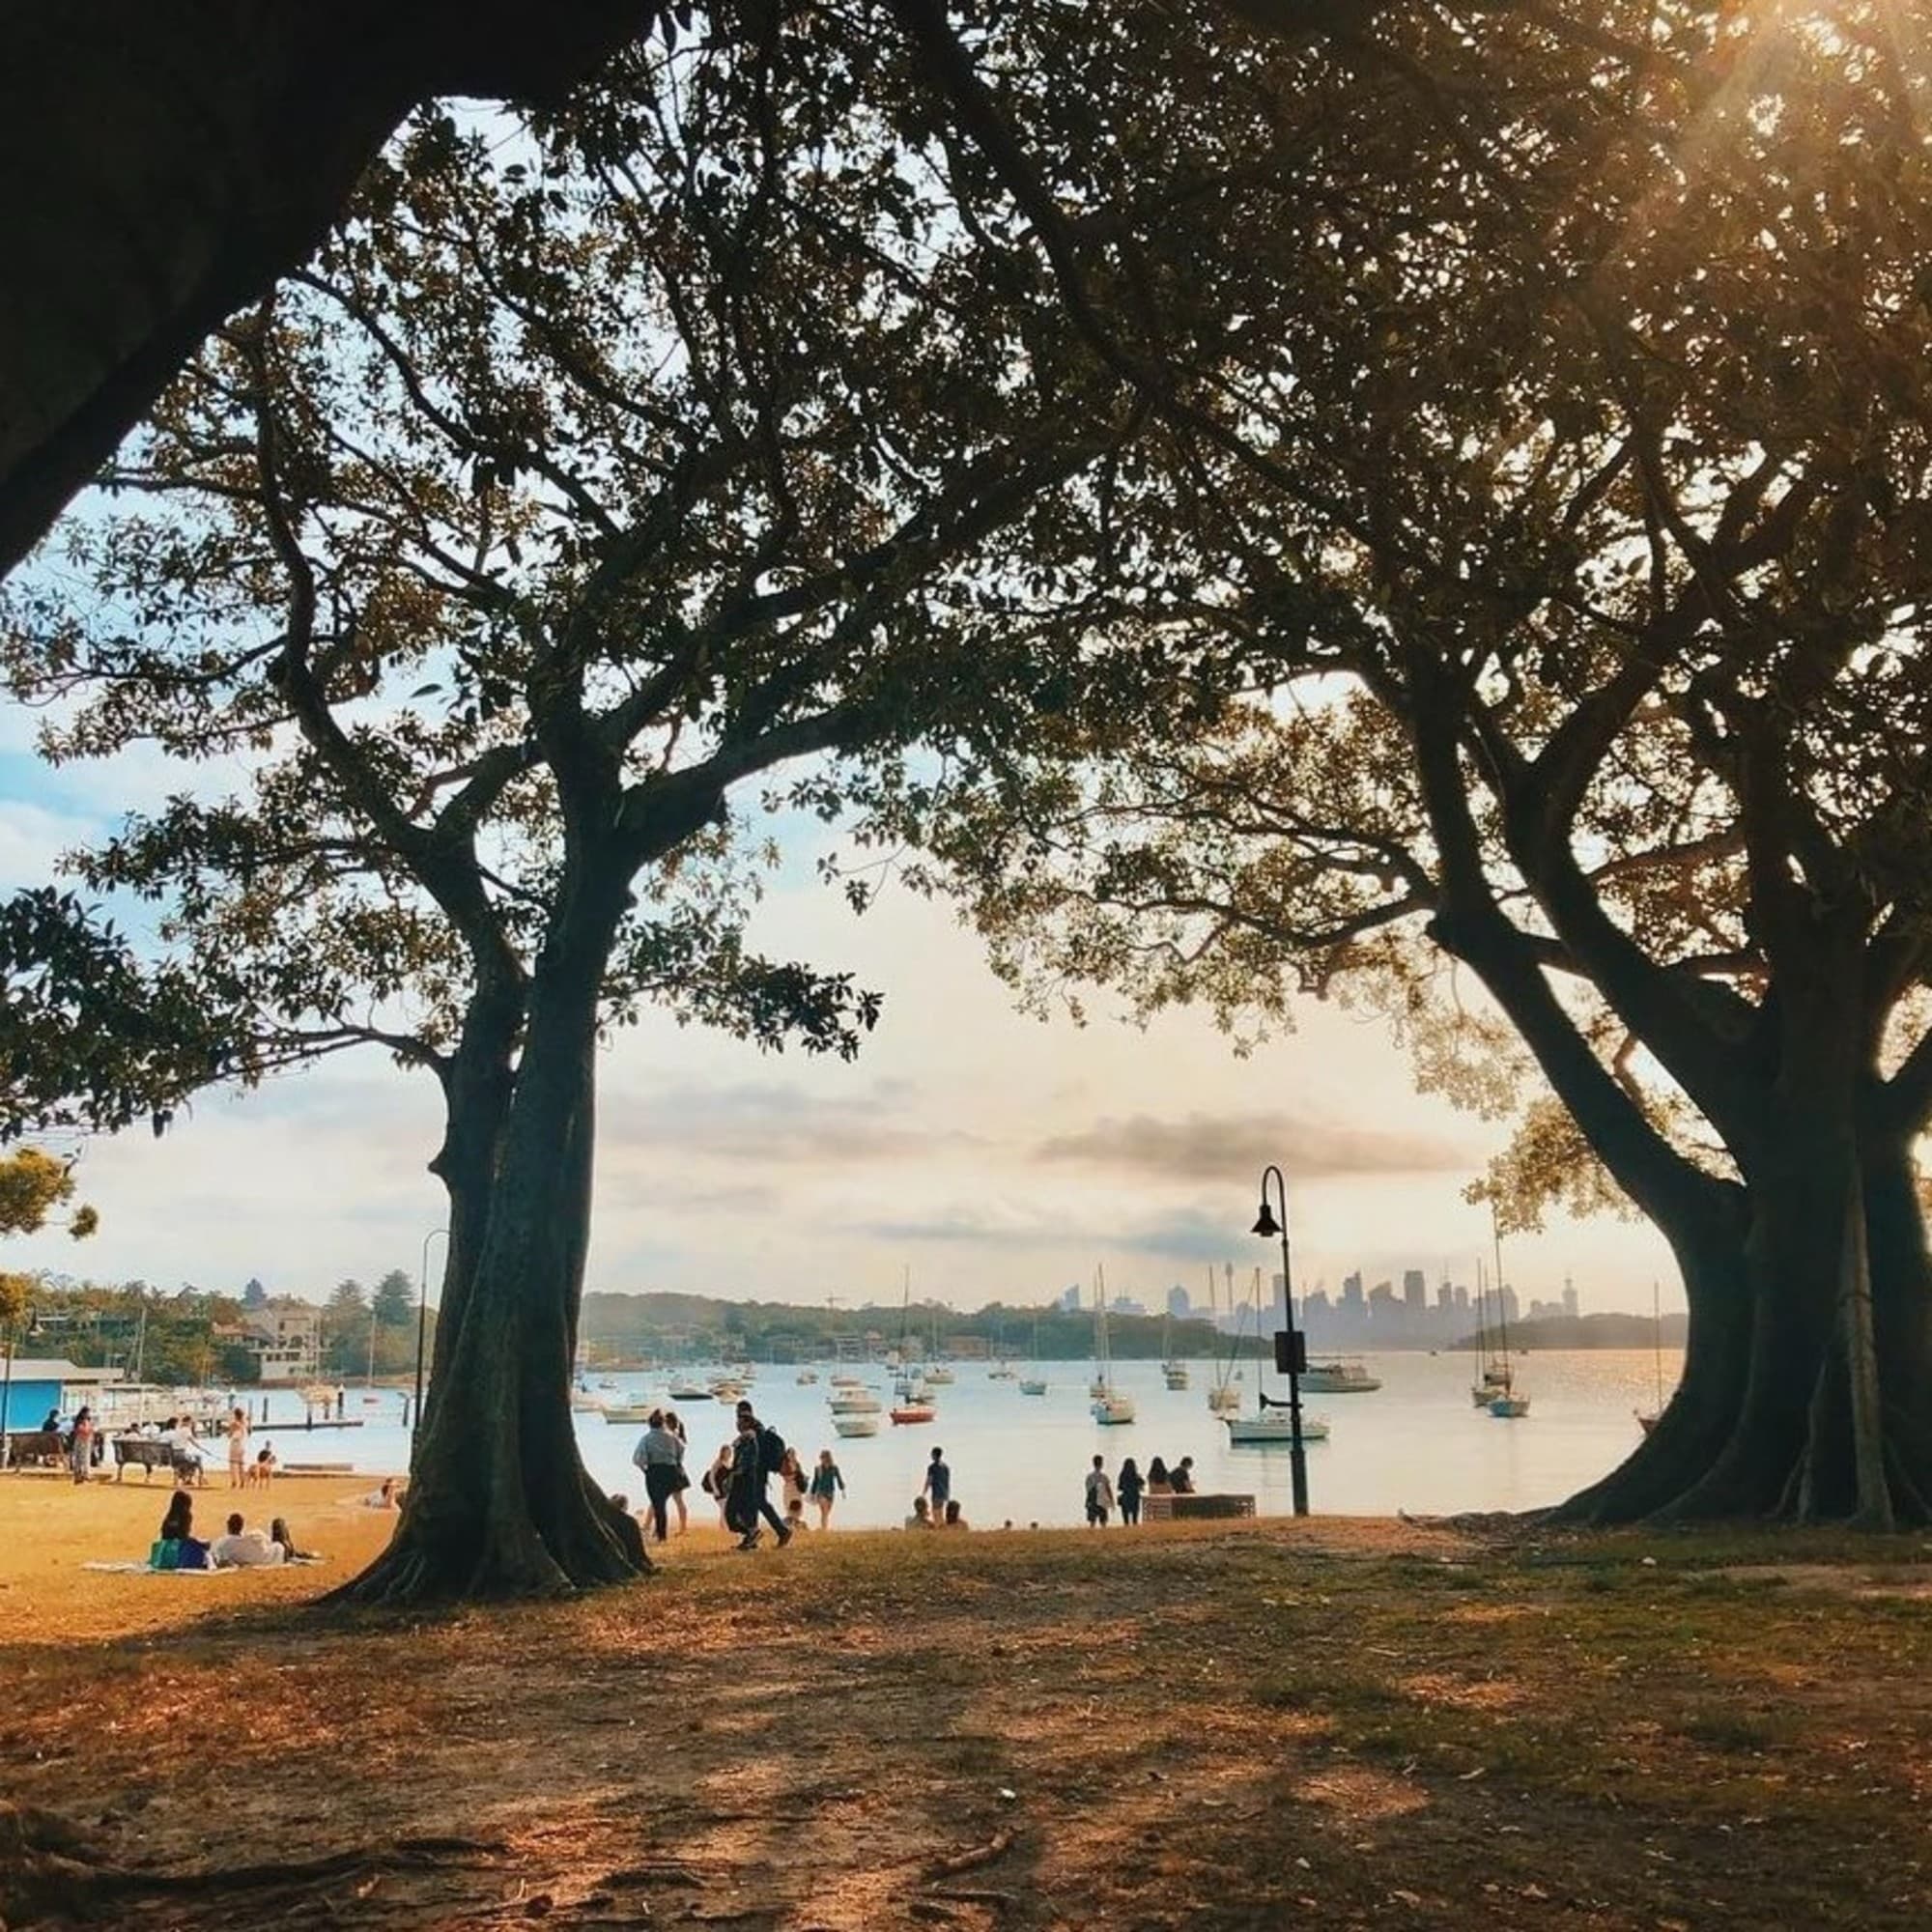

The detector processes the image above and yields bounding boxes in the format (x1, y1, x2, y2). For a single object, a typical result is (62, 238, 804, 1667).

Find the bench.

(1142, 1492, 1256, 1522)
(112, 1437, 199, 1483)
(4, 1430, 65, 1468)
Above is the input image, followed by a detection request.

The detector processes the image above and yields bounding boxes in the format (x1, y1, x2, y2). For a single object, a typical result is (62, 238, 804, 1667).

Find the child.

(248, 1443, 277, 1490)
(784, 1495, 810, 1534)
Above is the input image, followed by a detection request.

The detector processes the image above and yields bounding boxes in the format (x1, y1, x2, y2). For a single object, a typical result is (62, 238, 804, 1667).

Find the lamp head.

(1251, 1201, 1281, 1239)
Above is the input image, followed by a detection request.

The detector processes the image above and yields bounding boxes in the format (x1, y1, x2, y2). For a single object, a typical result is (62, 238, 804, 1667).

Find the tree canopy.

(895, 0, 1932, 1525)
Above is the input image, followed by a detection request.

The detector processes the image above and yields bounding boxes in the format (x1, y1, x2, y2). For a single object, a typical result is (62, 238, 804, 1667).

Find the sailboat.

(1224, 1266, 1330, 1444)
(1091, 1265, 1135, 1424)
(891, 1267, 936, 1423)
(1162, 1293, 1193, 1390)
(1019, 1314, 1049, 1396)
(1206, 1268, 1247, 1413)
(1636, 1278, 1667, 1434)
(924, 1299, 955, 1383)
(1470, 1258, 1511, 1406)
(1486, 1210, 1530, 1418)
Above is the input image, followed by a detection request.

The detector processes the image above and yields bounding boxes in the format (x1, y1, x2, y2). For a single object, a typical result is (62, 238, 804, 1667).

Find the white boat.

(925, 1366, 955, 1385)
(570, 1392, 608, 1415)
(1300, 1358, 1382, 1394)
(1163, 1364, 1190, 1389)
(1161, 1313, 1189, 1388)
(668, 1382, 712, 1402)
(1208, 1382, 1241, 1414)
(602, 1404, 657, 1425)
(1480, 1213, 1529, 1419)
(1020, 1378, 1049, 1396)
(1489, 1395, 1532, 1419)
(834, 1414, 881, 1437)
(1089, 1265, 1136, 1425)
(796, 1370, 819, 1385)
(988, 1365, 1016, 1379)
(1225, 1410, 1331, 1444)
(829, 1390, 882, 1414)
(830, 1373, 863, 1387)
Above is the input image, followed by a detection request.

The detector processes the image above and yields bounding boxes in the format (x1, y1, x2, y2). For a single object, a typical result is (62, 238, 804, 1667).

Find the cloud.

(1034, 1110, 1469, 1182)
(847, 1199, 1253, 1264)
(599, 1081, 982, 1168)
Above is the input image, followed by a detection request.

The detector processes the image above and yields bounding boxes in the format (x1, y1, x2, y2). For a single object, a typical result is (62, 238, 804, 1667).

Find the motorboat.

(1300, 1358, 1382, 1394)
(834, 1414, 881, 1437)
(891, 1402, 936, 1425)
(1092, 1392, 1136, 1425)
(829, 1389, 882, 1414)
(988, 1364, 1016, 1380)
(668, 1382, 712, 1402)
(602, 1404, 657, 1425)
(1020, 1378, 1048, 1396)
(830, 1373, 864, 1387)
(795, 1370, 819, 1385)
(925, 1366, 955, 1385)
(1224, 1409, 1332, 1445)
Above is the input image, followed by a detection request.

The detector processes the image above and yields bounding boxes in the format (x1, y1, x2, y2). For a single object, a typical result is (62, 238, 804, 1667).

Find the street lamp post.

(414, 1227, 447, 1436)
(1252, 1163, 1310, 1517)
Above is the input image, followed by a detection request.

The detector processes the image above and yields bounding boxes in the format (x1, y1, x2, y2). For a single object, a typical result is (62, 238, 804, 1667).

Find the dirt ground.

(3, 1475, 1931, 1930)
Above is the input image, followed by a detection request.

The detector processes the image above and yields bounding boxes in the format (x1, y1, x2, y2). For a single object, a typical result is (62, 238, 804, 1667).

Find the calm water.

(247, 1349, 1681, 1529)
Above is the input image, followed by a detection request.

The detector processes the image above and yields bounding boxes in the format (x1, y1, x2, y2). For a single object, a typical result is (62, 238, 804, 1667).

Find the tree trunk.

(1557, 1019, 1932, 1527)
(338, 892, 646, 1605)
(0, 0, 646, 579)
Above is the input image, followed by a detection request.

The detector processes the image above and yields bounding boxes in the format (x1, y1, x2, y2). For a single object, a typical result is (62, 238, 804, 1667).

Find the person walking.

(726, 1412, 765, 1550)
(1118, 1456, 1145, 1526)
(665, 1410, 691, 1534)
(1084, 1454, 1114, 1527)
(733, 1400, 792, 1547)
(632, 1409, 685, 1544)
(226, 1406, 250, 1490)
(780, 1448, 808, 1516)
(809, 1449, 845, 1531)
(68, 1406, 94, 1486)
(922, 1446, 952, 1522)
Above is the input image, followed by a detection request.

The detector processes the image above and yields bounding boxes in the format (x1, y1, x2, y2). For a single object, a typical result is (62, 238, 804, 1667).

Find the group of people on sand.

(1085, 1454, 1195, 1526)
(150, 1491, 314, 1571)
(904, 1446, 968, 1530)
(222, 1406, 279, 1489)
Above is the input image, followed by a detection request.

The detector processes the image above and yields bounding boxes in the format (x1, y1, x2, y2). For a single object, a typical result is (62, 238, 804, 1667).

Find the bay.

(251, 1347, 1681, 1529)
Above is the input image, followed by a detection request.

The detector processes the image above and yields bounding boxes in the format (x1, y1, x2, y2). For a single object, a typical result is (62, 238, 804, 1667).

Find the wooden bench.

(1142, 1492, 1256, 1522)
(112, 1437, 198, 1483)
(5, 1429, 65, 1468)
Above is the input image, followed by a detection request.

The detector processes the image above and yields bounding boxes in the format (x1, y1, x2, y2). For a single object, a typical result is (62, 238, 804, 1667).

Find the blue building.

(0, 1358, 121, 1432)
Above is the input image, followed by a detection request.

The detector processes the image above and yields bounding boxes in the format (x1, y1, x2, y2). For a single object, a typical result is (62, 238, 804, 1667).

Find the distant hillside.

(577, 1290, 1225, 1363)
(1452, 1311, 1687, 1351)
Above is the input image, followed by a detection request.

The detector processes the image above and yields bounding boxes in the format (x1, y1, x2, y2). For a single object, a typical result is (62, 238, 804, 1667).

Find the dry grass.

(3, 1477, 1931, 1929)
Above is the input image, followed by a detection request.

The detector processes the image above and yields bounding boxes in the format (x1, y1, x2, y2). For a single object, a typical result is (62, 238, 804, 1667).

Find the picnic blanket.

(81, 1556, 327, 1574)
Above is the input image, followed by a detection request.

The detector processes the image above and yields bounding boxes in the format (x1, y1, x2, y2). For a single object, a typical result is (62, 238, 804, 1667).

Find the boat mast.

(1473, 1257, 1489, 1378)
(1094, 1263, 1111, 1391)
(1652, 1277, 1664, 1411)
(1490, 1203, 1512, 1373)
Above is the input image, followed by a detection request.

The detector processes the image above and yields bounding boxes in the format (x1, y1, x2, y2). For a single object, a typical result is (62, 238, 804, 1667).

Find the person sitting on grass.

(270, 1517, 318, 1562)
(210, 1512, 284, 1568)
(942, 1500, 969, 1531)
(152, 1492, 213, 1571)
(360, 1476, 400, 1509)
(905, 1495, 934, 1530)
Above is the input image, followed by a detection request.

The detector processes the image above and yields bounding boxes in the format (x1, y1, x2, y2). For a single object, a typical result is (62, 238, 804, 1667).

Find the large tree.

(899, 0, 1932, 1526)
(0, 0, 668, 580)
(4, 14, 1141, 1599)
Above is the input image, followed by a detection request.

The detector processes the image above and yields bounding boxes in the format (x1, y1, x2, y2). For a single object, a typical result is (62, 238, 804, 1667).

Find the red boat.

(890, 1404, 936, 1426)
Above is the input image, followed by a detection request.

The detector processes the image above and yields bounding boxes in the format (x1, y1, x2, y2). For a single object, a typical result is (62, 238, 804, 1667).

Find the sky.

(0, 704, 1685, 1314)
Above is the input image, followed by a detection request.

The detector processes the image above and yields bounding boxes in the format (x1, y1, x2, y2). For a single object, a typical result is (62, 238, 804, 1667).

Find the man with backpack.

(733, 1400, 793, 1548)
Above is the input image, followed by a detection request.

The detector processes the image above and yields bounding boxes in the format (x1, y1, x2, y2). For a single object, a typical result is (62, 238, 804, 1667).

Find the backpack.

(757, 1425, 786, 1480)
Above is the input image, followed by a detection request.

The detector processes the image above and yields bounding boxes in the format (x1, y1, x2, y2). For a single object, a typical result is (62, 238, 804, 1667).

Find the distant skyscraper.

(1453, 1282, 1470, 1313)
(1341, 1271, 1365, 1316)
(1562, 1277, 1579, 1321)
(1368, 1281, 1396, 1319)
(1435, 1280, 1453, 1311)
(1167, 1283, 1193, 1321)
(1403, 1268, 1426, 1312)
(1058, 1283, 1082, 1312)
